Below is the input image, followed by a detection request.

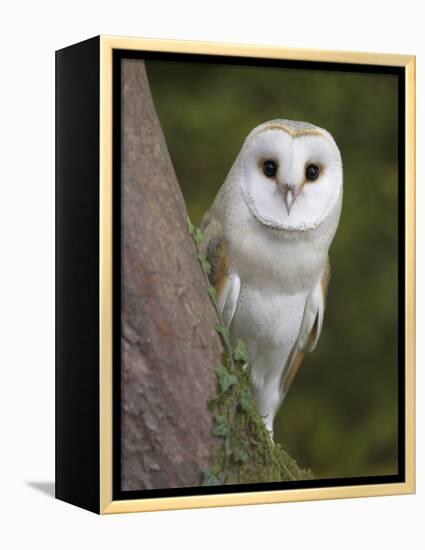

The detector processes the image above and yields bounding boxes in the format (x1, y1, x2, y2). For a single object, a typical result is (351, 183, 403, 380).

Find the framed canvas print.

(55, 35, 415, 514)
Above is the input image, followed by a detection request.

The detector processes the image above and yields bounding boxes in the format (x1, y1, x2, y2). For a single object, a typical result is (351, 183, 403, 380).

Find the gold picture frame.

(56, 35, 415, 514)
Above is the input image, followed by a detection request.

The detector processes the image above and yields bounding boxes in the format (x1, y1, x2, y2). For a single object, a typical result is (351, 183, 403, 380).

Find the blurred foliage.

(146, 59, 399, 479)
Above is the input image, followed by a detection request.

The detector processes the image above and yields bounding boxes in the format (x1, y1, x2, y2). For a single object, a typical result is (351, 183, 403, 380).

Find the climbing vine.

(188, 218, 313, 485)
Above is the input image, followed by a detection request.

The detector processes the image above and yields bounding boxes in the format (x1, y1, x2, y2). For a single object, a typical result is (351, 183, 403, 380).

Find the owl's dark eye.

(263, 160, 277, 178)
(305, 163, 320, 181)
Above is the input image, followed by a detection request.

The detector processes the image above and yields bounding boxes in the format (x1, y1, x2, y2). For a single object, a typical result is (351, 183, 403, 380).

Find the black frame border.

(112, 49, 406, 502)
(55, 36, 101, 513)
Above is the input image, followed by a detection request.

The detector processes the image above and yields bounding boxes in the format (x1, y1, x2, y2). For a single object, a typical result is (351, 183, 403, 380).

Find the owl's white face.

(239, 121, 343, 232)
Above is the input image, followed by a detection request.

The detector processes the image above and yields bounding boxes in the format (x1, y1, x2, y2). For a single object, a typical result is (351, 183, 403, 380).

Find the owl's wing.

(198, 212, 241, 328)
(280, 258, 331, 397)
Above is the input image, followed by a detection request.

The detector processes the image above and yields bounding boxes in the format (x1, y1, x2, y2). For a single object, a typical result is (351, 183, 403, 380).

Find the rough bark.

(121, 59, 223, 491)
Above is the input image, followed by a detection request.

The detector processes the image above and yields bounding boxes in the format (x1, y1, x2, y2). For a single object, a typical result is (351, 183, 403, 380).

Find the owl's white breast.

(231, 283, 307, 377)
(230, 278, 308, 432)
(222, 172, 338, 293)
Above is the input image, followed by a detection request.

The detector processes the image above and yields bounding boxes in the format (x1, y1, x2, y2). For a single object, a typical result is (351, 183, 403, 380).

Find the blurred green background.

(146, 59, 399, 479)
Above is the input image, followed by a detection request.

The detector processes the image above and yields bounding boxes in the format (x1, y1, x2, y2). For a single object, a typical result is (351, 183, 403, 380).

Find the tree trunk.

(121, 59, 222, 491)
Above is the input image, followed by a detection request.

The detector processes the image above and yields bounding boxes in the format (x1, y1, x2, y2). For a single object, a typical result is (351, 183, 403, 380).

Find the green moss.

(205, 363, 313, 485)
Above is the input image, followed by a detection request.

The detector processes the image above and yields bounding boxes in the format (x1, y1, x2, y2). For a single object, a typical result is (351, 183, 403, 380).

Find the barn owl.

(199, 119, 343, 437)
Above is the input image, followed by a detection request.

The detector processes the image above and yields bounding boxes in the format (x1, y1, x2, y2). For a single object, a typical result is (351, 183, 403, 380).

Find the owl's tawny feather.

(199, 212, 240, 327)
(280, 257, 330, 398)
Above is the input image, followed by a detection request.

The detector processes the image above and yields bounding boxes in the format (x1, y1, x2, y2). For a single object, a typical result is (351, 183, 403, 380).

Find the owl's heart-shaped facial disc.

(239, 120, 343, 232)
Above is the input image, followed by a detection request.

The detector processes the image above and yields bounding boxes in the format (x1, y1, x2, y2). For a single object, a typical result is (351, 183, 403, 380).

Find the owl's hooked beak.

(280, 183, 299, 215)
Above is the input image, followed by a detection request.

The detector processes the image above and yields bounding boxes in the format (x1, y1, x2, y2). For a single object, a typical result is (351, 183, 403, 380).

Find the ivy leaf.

(216, 364, 237, 393)
(211, 414, 229, 437)
(202, 468, 221, 486)
(194, 227, 204, 243)
(233, 443, 248, 464)
(233, 339, 249, 363)
(238, 388, 255, 414)
(187, 217, 196, 236)
(215, 324, 230, 348)
(197, 254, 211, 274)
(207, 286, 217, 305)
